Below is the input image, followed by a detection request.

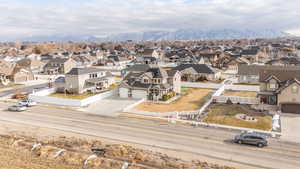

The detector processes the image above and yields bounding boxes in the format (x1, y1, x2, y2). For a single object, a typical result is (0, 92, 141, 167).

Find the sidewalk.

(19, 80, 48, 86)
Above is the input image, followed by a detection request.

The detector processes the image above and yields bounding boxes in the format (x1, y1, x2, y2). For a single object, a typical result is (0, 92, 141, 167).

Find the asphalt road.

(0, 103, 299, 169)
(0, 83, 49, 97)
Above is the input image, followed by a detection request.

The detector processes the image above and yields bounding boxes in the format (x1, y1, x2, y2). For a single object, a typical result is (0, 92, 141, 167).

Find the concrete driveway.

(281, 114, 300, 143)
(77, 96, 138, 117)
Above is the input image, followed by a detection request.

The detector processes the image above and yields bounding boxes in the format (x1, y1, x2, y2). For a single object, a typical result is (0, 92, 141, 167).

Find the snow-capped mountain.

(95, 29, 292, 42)
(10, 29, 292, 42)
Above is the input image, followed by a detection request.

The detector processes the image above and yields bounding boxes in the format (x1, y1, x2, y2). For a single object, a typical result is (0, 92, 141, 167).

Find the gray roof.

(67, 68, 104, 75)
(173, 64, 217, 74)
(238, 64, 300, 76)
(124, 64, 151, 72)
(48, 58, 69, 63)
(146, 67, 168, 78)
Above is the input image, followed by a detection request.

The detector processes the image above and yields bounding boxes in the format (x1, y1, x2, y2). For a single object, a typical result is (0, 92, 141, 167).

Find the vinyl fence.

(225, 85, 260, 92)
(181, 82, 222, 89)
(29, 88, 118, 107)
(181, 82, 259, 92)
(212, 96, 260, 105)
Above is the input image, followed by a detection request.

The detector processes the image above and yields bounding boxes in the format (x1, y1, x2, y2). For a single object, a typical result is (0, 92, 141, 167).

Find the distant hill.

(93, 29, 292, 42)
(13, 29, 293, 42)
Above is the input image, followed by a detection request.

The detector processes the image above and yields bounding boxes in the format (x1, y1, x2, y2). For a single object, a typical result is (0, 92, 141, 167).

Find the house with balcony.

(56, 68, 115, 94)
(258, 69, 300, 114)
(119, 67, 181, 101)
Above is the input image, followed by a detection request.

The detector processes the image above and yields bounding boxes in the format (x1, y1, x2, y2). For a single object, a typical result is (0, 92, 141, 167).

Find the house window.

(292, 85, 298, 93)
(157, 79, 161, 83)
(269, 83, 276, 89)
(144, 79, 148, 83)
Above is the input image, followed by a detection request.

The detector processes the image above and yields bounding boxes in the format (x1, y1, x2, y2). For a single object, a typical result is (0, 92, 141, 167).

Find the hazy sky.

(0, 0, 300, 40)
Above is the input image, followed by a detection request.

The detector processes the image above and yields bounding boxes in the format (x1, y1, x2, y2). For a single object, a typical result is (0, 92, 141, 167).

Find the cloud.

(0, 0, 299, 40)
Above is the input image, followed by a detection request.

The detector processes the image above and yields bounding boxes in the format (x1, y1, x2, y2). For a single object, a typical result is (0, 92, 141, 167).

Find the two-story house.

(43, 58, 77, 75)
(119, 67, 181, 101)
(258, 69, 300, 114)
(57, 68, 115, 94)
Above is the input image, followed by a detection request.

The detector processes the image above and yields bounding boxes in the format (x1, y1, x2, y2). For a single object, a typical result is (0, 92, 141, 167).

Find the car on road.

(234, 132, 268, 147)
(8, 104, 27, 112)
(19, 99, 37, 107)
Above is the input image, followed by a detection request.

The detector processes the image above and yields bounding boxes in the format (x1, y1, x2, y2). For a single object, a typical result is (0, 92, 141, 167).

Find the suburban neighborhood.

(0, 38, 300, 168)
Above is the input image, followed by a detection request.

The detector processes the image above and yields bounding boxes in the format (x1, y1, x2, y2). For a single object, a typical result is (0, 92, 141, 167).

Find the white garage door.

(132, 90, 147, 99)
(119, 88, 129, 98)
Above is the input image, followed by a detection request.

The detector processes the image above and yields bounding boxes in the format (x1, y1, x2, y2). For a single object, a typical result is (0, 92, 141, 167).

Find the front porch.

(257, 91, 277, 105)
(85, 78, 111, 94)
(147, 85, 173, 101)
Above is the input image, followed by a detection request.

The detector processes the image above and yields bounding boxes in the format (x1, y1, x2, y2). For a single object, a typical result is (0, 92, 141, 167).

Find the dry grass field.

(0, 135, 235, 169)
(223, 90, 257, 97)
(203, 104, 272, 131)
(134, 88, 213, 113)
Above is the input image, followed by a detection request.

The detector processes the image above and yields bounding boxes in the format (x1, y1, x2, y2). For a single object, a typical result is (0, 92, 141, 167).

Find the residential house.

(221, 57, 250, 79)
(172, 64, 221, 82)
(258, 69, 300, 114)
(135, 56, 158, 65)
(265, 57, 300, 66)
(57, 68, 115, 94)
(119, 67, 181, 100)
(104, 55, 131, 67)
(0, 59, 34, 85)
(16, 58, 46, 73)
(121, 64, 151, 76)
(237, 64, 266, 84)
(43, 58, 77, 75)
(138, 49, 161, 59)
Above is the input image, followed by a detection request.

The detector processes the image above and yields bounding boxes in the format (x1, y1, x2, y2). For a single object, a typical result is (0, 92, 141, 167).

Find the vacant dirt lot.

(223, 90, 257, 98)
(204, 104, 272, 131)
(0, 135, 235, 169)
(134, 88, 213, 113)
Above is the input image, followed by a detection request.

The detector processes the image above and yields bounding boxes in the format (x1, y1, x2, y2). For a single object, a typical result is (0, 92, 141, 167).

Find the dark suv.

(234, 132, 268, 147)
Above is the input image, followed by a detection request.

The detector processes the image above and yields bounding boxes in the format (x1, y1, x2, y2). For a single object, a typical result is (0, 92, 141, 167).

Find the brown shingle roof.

(0, 59, 16, 76)
(259, 69, 300, 82)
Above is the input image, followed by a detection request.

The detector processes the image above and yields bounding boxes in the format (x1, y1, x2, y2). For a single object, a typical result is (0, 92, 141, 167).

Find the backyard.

(223, 90, 257, 97)
(134, 88, 214, 113)
(48, 84, 118, 100)
(203, 104, 272, 131)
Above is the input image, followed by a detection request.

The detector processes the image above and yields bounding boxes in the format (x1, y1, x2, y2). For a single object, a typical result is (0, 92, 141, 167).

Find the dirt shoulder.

(0, 121, 260, 169)
(0, 133, 235, 169)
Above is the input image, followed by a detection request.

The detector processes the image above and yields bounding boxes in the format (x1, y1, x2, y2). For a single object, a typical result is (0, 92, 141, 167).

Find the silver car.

(19, 99, 37, 107)
(8, 104, 27, 112)
(234, 132, 268, 147)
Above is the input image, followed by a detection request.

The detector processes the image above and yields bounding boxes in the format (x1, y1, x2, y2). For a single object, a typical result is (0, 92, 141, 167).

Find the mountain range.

(16, 29, 293, 42)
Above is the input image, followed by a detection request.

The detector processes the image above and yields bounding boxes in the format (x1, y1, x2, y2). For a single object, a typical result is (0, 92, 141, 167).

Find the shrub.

(226, 99, 233, 104)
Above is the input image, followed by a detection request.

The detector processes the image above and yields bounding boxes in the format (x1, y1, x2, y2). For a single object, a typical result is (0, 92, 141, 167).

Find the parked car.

(8, 104, 27, 112)
(19, 99, 37, 107)
(12, 93, 27, 99)
(234, 132, 268, 147)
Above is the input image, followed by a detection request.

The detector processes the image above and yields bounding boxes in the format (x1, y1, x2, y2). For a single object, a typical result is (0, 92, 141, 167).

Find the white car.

(19, 99, 37, 107)
(8, 104, 27, 112)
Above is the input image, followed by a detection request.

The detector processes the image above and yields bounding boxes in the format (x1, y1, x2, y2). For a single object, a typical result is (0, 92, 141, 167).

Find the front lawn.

(223, 90, 257, 97)
(134, 88, 214, 113)
(48, 93, 97, 100)
(203, 104, 272, 131)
